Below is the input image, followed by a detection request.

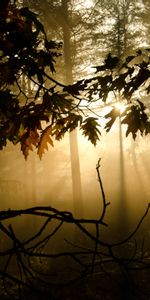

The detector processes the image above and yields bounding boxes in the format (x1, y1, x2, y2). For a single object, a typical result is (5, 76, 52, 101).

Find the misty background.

(0, 0, 150, 241)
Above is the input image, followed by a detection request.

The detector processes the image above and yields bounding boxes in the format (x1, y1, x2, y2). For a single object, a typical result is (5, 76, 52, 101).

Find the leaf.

(112, 73, 127, 92)
(64, 81, 84, 95)
(37, 125, 54, 159)
(21, 129, 39, 159)
(104, 53, 119, 70)
(51, 93, 73, 113)
(0, 90, 14, 111)
(28, 61, 44, 84)
(0, 135, 7, 150)
(52, 119, 66, 141)
(145, 121, 150, 135)
(45, 40, 62, 51)
(121, 104, 148, 139)
(81, 117, 101, 145)
(124, 68, 150, 99)
(94, 53, 119, 72)
(18, 123, 27, 138)
(64, 114, 83, 132)
(52, 114, 82, 141)
(38, 50, 56, 73)
(20, 7, 45, 35)
(104, 107, 121, 132)
(43, 91, 52, 108)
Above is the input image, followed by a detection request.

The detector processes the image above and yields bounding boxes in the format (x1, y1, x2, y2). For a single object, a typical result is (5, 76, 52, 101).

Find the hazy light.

(84, 0, 93, 8)
(75, 0, 94, 9)
(114, 102, 126, 114)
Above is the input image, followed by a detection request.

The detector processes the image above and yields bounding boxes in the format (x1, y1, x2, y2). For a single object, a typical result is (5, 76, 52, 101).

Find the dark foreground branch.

(0, 161, 150, 299)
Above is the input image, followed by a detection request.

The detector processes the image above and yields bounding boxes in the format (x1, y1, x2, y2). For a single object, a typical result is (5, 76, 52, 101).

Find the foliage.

(67, 49, 150, 139)
(0, 0, 100, 159)
(0, 1, 150, 159)
(81, 117, 101, 145)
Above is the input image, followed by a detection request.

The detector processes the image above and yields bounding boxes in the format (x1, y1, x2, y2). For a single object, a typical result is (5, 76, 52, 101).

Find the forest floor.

(1, 217, 150, 299)
(51, 270, 150, 300)
(1, 272, 150, 300)
(1, 257, 150, 300)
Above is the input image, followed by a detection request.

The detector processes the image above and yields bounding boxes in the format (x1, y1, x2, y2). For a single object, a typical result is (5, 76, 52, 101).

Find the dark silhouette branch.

(0, 160, 150, 299)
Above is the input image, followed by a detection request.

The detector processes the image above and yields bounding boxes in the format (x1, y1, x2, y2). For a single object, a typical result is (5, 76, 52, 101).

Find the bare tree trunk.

(119, 116, 126, 206)
(118, 116, 129, 238)
(61, 0, 83, 218)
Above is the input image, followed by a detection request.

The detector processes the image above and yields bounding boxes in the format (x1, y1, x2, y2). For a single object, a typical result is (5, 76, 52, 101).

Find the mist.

(1, 0, 150, 298)
(0, 122, 150, 237)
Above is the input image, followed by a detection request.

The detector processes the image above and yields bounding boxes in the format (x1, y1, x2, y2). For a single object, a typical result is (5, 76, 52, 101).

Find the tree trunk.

(61, 0, 83, 218)
(118, 116, 128, 237)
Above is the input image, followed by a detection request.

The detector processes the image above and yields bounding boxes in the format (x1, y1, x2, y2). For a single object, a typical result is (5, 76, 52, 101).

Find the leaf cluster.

(1, 1, 150, 158)
(0, 1, 103, 159)
(67, 50, 150, 139)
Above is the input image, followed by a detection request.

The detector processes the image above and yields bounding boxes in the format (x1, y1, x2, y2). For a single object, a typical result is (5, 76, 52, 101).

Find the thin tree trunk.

(118, 116, 128, 237)
(119, 116, 126, 205)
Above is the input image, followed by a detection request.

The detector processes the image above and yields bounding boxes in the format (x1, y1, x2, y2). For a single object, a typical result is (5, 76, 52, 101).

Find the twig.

(96, 158, 110, 224)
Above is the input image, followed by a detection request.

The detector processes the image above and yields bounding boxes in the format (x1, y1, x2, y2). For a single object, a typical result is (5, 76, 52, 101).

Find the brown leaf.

(37, 125, 54, 159)
(21, 129, 39, 160)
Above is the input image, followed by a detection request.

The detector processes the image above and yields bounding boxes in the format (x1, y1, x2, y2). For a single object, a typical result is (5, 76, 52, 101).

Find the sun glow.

(75, 0, 94, 9)
(84, 0, 93, 8)
(114, 102, 126, 114)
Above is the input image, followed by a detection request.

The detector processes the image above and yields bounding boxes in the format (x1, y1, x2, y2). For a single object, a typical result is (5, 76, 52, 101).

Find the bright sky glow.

(114, 102, 126, 114)
(75, 0, 94, 10)
(84, 0, 93, 8)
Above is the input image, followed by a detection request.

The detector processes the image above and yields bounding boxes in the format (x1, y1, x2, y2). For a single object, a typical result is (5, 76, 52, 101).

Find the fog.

(6, 1, 149, 239)
(0, 120, 150, 241)
(1, 1, 150, 298)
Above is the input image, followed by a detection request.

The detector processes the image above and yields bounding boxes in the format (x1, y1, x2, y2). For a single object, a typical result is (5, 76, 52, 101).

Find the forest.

(0, 0, 150, 299)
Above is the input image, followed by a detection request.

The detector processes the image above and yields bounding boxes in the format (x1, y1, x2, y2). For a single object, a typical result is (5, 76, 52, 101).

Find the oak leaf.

(37, 125, 54, 159)
(81, 117, 101, 145)
(21, 129, 39, 159)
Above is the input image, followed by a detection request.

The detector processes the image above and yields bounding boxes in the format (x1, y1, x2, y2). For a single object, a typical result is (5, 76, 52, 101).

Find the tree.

(87, 0, 150, 60)
(60, 0, 83, 217)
